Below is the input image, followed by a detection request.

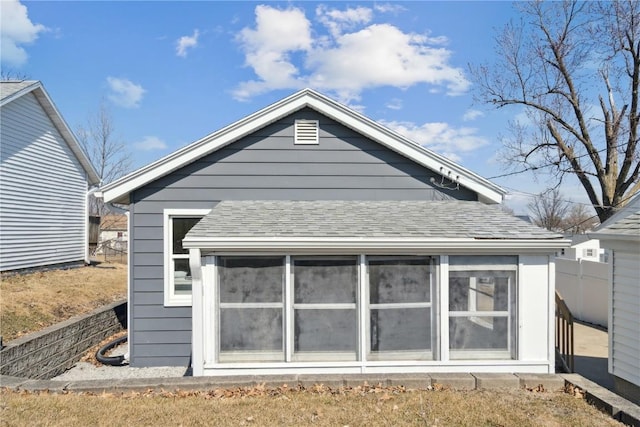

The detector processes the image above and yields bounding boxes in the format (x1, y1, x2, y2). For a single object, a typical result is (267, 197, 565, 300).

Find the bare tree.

(528, 189, 571, 231)
(77, 101, 131, 216)
(562, 203, 599, 234)
(1, 70, 30, 81)
(472, 0, 640, 222)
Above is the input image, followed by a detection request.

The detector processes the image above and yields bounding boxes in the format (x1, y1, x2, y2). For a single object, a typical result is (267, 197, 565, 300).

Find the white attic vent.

(295, 119, 319, 144)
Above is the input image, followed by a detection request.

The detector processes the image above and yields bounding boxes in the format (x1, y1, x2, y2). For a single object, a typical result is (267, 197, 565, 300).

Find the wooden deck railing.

(555, 290, 574, 372)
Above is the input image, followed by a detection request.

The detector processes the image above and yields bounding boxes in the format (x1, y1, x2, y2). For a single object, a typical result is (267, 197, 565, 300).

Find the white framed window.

(163, 209, 210, 306)
(366, 256, 436, 361)
(448, 256, 517, 360)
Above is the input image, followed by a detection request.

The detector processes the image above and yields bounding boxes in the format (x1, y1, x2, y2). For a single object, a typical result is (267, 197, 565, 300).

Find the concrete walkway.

(573, 320, 615, 392)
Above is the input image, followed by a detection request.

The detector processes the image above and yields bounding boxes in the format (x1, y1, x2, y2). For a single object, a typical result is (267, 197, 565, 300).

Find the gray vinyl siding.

(0, 92, 88, 271)
(129, 108, 477, 367)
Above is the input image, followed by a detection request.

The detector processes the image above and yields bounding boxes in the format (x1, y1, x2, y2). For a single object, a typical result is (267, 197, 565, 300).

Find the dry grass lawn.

(0, 262, 624, 426)
(0, 262, 126, 342)
(0, 385, 622, 427)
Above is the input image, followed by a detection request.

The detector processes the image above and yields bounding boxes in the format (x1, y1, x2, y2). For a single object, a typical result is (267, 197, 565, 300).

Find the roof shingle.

(185, 200, 562, 241)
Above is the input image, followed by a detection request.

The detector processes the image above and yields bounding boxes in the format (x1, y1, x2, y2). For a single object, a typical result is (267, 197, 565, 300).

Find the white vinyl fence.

(555, 258, 609, 328)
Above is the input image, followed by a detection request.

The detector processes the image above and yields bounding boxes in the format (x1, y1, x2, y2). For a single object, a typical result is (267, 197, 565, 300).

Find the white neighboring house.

(591, 193, 640, 405)
(556, 234, 605, 262)
(98, 214, 128, 253)
(0, 81, 100, 272)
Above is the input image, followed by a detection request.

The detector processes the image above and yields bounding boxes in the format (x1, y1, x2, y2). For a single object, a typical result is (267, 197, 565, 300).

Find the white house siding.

(610, 249, 640, 387)
(0, 92, 89, 271)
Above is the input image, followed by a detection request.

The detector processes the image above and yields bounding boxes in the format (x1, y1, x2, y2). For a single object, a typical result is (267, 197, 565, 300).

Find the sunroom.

(183, 200, 567, 376)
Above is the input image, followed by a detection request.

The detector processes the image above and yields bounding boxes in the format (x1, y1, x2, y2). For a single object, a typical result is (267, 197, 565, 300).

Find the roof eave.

(183, 237, 570, 253)
(102, 88, 505, 204)
(589, 232, 640, 243)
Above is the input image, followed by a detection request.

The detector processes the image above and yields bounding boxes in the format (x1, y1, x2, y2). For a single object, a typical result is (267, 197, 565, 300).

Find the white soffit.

(101, 89, 506, 204)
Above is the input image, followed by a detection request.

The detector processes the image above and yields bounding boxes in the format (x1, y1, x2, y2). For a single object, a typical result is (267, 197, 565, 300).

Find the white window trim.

(163, 209, 210, 306)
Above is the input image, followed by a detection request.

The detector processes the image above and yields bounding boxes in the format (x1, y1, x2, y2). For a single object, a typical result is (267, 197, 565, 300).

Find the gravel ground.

(52, 342, 190, 381)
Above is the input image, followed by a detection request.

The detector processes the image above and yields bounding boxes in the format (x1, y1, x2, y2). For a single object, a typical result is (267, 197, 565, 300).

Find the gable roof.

(592, 192, 640, 242)
(0, 80, 100, 185)
(183, 200, 566, 252)
(100, 88, 506, 205)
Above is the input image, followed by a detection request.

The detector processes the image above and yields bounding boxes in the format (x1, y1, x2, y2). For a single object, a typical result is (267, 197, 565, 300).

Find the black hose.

(96, 335, 127, 366)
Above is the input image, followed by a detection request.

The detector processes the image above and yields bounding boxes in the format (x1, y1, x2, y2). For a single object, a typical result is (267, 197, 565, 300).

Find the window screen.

(448, 256, 517, 359)
(217, 256, 285, 362)
(368, 256, 434, 360)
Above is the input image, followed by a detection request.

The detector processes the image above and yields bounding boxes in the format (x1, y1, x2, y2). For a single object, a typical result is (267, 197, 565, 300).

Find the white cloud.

(0, 0, 47, 67)
(380, 120, 489, 162)
(234, 5, 312, 99)
(386, 98, 403, 110)
(316, 5, 372, 38)
(463, 109, 483, 121)
(106, 77, 145, 108)
(133, 136, 167, 151)
(374, 4, 407, 14)
(233, 5, 470, 103)
(176, 29, 199, 58)
(307, 23, 468, 102)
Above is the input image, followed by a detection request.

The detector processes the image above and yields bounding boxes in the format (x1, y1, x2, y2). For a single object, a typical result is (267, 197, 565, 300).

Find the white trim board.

(163, 208, 211, 306)
(101, 89, 506, 204)
(184, 237, 570, 253)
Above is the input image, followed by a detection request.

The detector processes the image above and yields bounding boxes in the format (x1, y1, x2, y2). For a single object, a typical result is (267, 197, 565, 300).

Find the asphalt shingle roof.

(0, 80, 38, 102)
(594, 193, 640, 239)
(185, 200, 562, 241)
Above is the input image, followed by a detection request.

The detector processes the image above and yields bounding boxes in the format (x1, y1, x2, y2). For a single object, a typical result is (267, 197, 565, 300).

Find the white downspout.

(85, 186, 101, 265)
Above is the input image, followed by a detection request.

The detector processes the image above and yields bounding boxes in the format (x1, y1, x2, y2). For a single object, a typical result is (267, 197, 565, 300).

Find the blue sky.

(1, 0, 591, 214)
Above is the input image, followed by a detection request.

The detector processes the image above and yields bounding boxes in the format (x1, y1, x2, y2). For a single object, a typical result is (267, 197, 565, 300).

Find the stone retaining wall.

(0, 300, 127, 379)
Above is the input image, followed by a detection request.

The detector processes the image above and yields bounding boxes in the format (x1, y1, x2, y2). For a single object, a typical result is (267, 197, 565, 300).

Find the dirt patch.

(0, 263, 126, 342)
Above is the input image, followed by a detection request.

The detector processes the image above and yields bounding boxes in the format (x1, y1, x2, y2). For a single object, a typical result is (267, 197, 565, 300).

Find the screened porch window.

(368, 256, 435, 360)
(209, 254, 519, 365)
(293, 257, 358, 361)
(217, 256, 285, 362)
(448, 256, 517, 359)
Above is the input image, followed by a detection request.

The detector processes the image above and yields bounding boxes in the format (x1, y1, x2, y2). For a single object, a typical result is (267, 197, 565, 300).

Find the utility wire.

(502, 186, 639, 210)
(557, 192, 638, 233)
(486, 141, 630, 180)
